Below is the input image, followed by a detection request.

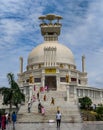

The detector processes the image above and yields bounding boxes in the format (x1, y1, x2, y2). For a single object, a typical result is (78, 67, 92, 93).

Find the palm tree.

(0, 73, 25, 113)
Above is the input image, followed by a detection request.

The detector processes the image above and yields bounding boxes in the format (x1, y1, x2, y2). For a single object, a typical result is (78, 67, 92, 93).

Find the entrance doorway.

(45, 76, 57, 90)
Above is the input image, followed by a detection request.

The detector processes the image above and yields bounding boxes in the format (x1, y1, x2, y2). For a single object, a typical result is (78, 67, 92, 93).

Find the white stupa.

(18, 14, 103, 105)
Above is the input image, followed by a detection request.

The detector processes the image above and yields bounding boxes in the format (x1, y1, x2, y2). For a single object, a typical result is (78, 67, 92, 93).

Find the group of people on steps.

(27, 86, 62, 128)
(27, 86, 55, 115)
(27, 92, 48, 116)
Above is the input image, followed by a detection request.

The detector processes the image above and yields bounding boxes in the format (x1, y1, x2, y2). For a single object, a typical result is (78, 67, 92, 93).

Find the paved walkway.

(6, 122, 103, 130)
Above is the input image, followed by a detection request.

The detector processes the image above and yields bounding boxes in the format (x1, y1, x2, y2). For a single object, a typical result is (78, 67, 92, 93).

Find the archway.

(45, 76, 57, 90)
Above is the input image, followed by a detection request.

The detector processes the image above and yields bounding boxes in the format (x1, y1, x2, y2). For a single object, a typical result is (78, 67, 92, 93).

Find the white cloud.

(0, 0, 46, 87)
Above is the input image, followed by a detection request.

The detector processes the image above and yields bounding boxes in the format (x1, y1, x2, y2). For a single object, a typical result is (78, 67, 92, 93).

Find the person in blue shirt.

(12, 111, 17, 128)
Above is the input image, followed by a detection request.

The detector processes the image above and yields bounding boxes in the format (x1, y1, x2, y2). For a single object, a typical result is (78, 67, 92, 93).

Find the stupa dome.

(28, 41, 75, 65)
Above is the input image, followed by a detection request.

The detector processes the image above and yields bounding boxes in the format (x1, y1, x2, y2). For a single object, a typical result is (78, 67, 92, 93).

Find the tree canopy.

(0, 73, 25, 112)
(79, 96, 92, 109)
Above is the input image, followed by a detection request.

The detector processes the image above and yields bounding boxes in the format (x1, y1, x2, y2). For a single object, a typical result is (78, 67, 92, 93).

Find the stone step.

(18, 91, 82, 123)
(18, 104, 81, 123)
(19, 102, 80, 113)
(33, 91, 67, 101)
(19, 98, 79, 111)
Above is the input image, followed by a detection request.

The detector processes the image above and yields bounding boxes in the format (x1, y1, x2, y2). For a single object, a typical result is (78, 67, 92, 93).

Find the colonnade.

(76, 88, 103, 98)
(76, 88, 103, 104)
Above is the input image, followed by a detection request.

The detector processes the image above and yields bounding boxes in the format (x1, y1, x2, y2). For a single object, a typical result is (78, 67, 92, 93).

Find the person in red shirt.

(1, 114, 6, 130)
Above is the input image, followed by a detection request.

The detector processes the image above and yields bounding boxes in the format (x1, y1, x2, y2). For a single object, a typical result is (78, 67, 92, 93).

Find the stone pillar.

(93, 90, 94, 98)
(83, 89, 85, 97)
(52, 48, 54, 66)
(51, 48, 53, 66)
(66, 85, 69, 101)
(45, 48, 47, 66)
(88, 89, 90, 97)
(46, 48, 48, 66)
(47, 48, 49, 66)
(78, 89, 81, 97)
(49, 48, 52, 66)
(56, 75, 60, 91)
(29, 85, 33, 102)
(42, 75, 45, 87)
(82, 55, 85, 72)
(44, 47, 46, 66)
(91, 90, 93, 98)
(19, 57, 23, 73)
(48, 47, 50, 66)
(74, 87, 78, 104)
(54, 47, 57, 66)
(76, 73, 78, 84)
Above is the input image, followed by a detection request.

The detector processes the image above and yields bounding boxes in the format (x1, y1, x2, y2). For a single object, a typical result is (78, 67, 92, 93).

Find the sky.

(0, 0, 103, 88)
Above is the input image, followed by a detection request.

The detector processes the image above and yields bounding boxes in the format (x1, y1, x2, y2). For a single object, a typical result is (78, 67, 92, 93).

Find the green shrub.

(96, 106, 103, 114)
(79, 96, 92, 110)
(95, 106, 103, 121)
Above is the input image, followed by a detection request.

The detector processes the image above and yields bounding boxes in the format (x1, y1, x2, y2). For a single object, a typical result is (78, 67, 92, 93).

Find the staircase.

(18, 91, 82, 123)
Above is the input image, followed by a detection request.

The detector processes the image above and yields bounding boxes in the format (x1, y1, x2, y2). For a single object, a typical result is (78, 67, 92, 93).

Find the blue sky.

(0, 0, 103, 88)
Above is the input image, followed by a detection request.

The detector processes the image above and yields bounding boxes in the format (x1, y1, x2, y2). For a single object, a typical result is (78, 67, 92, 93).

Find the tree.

(79, 96, 92, 110)
(0, 73, 25, 113)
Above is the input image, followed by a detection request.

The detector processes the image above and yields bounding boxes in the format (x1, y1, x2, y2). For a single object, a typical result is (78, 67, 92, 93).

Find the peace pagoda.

(17, 14, 103, 122)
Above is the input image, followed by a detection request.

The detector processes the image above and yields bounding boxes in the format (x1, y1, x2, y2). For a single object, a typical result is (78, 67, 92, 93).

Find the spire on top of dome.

(38, 14, 63, 41)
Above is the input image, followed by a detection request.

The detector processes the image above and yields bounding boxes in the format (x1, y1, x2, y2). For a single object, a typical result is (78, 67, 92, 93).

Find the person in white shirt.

(56, 111, 61, 127)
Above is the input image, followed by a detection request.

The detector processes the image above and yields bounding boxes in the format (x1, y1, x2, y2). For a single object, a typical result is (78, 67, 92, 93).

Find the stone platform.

(6, 122, 103, 130)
